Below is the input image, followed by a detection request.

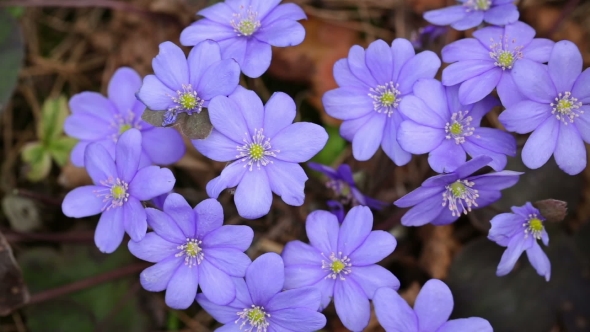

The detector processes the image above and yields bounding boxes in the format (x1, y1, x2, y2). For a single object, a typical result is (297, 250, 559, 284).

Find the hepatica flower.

(180, 0, 306, 78)
(398, 79, 516, 172)
(137, 40, 240, 126)
(62, 129, 175, 253)
(282, 206, 399, 331)
(488, 202, 551, 281)
(197, 253, 327, 332)
(442, 21, 555, 106)
(65, 67, 185, 167)
(424, 0, 518, 31)
(394, 156, 522, 226)
(499, 40, 590, 175)
(193, 87, 328, 219)
(129, 195, 254, 308)
(374, 279, 493, 332)
(322, 39, 441, 164)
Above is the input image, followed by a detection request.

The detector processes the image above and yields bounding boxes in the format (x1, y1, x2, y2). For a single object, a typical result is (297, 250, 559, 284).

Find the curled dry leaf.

(0, 230, 30, 316)
(533, 199, 568, 223)
(141, 109, 213, 139)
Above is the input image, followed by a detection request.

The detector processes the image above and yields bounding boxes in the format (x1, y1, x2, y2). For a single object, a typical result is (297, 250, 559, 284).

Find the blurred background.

(0, 0, 589, 331)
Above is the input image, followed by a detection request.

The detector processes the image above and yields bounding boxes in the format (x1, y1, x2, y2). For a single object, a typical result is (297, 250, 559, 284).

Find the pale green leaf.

(48, 137, 77, 167)
(39, 95, 69, 143)
(21, 142, 52, 181)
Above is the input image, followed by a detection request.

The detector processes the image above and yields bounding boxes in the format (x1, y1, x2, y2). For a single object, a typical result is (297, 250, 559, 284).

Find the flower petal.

(264, 92, 296, 138)
(273, 123, 328, 163)
(442, 38, 491, 63)
(322, 88, 373, 120)
(348, 231, 396, 266)
(267, 287, 321, 312)
(196, 2, 234, 24)
(333, 58, 368, 89)
(401, 193, 446, 227)
(423, 5, 467, 26)
(428, 139, 467, 173)
(208, 95, 248, 143)
(398, 120, 445, 155)
(512, 59, 556, 103)
(282, 240, 323, 266)
(349, 265, 400, 299)
(141, 127, 185, 165)
(497, 71, 527, 108)
(219, 36, 248, 71)
(522, 38, 555, 63)
(414, 279, 453, 332)
(140, 256, 182, 292)
(366, 39, 393, 84)
(455, 155, 493, 178)
(397, 51, 441, 94)
(129, 166, 175, 200)
(234, 169, 273, 219)
(206, 161, 247, 198)
(283, 264, 327, 289)
(488, 213, 523, 247)
(196, 59, 241, 100)
(64, 114, 112, 141)
(193, 198, 224, 238)
(352, 113, 386, 161)
(68, 92, 117, 122)
(499, 100, 551, 134)
(128, 232, 177, 263)
(437, 318, 493, 332)
(572, 69, 590, 104)
(548, 40, 583, 93)
(483, 4, 519, 25)
(347, 45, 378, 87)
(108, 67, 142, 113)
(334, 280, 370, 331)
(451, 10, 484, 31)
(62, 185, 105, 218)
(374, 287, 418, 332)
(152, 41, 188, 90)
(398, 94, 446, 128)
(497, 234, 531, 276)
(265, 160, 306, 206)
(227, 87, 264, 133)
(442, 60, 495, 86)
(256, 20, 305, 47)
(193, 129, 239, 162)
(394, 186, 444, 208)
(136, 75, 176, 111)
(70, 141, 89, 167)
(576, 106, 590, 143)
(412, 78, 451, 120)
(199, 259, 236, 305)
(187, 39, 222, 87)
(338, 206, 373, 256)
(241, 38, 272, 78)
(268, 308, 327, 331)
(196, 292, 243, 325)
(306, 210, 340, 255)
(526, 243, 551, 281)
(522, 117, 558, 170)
(94, 208, 125, 253)
(122, 197, 147, 242)
(382, 113, 412, 166)
(179, 20, 235, 46)
(391, 38, 416, 82)
(165, 265, 199, 309)
(205, 247, 251, 277)
(469, 171, 523, 191)
(247, 253, 284, 306)
(145, 207, 185, 243)
(554, 122, 586, 175)
(203, 225, 253, 252)
(458, 67, 502, 105)
(116, 129, 141, 182)
(262, 3, 306, 24)
(84, 143, 117, 184)
(162, 193, 195, 238)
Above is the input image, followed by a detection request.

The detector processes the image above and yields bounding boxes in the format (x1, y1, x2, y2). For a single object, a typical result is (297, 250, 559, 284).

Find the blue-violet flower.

(374, 279, 493, 332)
(137, 40, 240, 126)
(488, 202, 551, 281)
(499, 40, 590, 175)
(180, 0, 306, 78)
(282, 206, 399, 331)
(424, 0, 518, 31)
(197, 253, 327, 332)
(394, 156, 522, 226)
(65, 67, 185, 167)
(193, 87, 328, 219)
(442, 21, 555, 105)
(398, 78, 516, 172)
(322, 39, 441, 164)
(129, 195, 253, 308)
(62, 129, 175, 253)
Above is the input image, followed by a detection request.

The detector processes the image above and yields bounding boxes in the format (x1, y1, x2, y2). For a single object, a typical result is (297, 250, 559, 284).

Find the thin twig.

(13, 188, 63, 206)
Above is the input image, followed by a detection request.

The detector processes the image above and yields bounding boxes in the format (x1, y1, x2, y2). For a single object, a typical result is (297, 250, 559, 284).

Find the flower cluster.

(56, 0, 586, 329)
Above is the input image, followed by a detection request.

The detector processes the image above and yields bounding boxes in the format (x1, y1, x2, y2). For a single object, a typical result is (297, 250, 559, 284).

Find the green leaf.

(21, 142, 52, 182)
(48, 137, 77, 167)
(310, 125, 346, 165)
(0, 9, 25, 112)
(39, 95, 69, 144)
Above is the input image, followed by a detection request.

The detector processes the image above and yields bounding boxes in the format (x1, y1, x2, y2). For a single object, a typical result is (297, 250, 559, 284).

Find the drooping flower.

(441, 21, 555, 106)
(281, 206, 399, 331)
(180, 0, 306, 78)
(322, 39, 441, 164)
(65, 67, 185, 167)
(193, 87, 328, 219)
(499, 40, 590, 175)
(129, 195, 253, 308)
(374, 279, 493, 332)
(424, 0, 518, 31)
(308, 162, 386, 214)
(137, 40, 240, 126)
(197, 253, 327, 332)
(411, 24, 449, 50)
(398, 79, 516, 172)
(62, 129, 175, 253)
(488, 202, 551, 281)
(394, 156, 522, 226)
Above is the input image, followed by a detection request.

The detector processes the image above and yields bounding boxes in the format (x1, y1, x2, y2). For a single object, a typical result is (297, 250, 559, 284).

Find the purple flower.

(308, 162, 386, 209)
(282, 206, 399, 331)
(180, 0, 306, 78)
(129, 195, 254, 308)
(374, 279, 493, 332)
(65, 67, 185, 167)
(499, 40, 590, 175)
(411, 25, 449, 50)
(193, 87, 328, 219)
(137, 40, 240, 126)
(394, 156, 522, 226)
(322, 39, 441, 164)
(62, 129, 175, 253)
(424, 0, 518, 31)
(398, 79, 516, 172)
(442, 21, 554, 105)
(488, 202, 551, 281)
(197, 253, 327, 332)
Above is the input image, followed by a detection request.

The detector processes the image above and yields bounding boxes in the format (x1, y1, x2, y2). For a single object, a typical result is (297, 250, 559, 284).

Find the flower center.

(110, 112, 142, 142)
(175, 238, 204, 267)
(489, 37, 523, 70)
(118, 124, 132, 135)
(231, 6, 261, 37)
(368, 82, 401, 117)
(464, 0, 491, 11)
(442, 179, 479, 217)
(524, 214, 545, 240)
(322, 252, 352, 280)
(326, 180, 355, 205)
(236, 128, 279, 171)
(445, 111, 476, 144)
(236, 305, 270, 332)
(94, 177, 129, 211)
(164, 84, 204, 126)
(550, 91, 583, 125)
